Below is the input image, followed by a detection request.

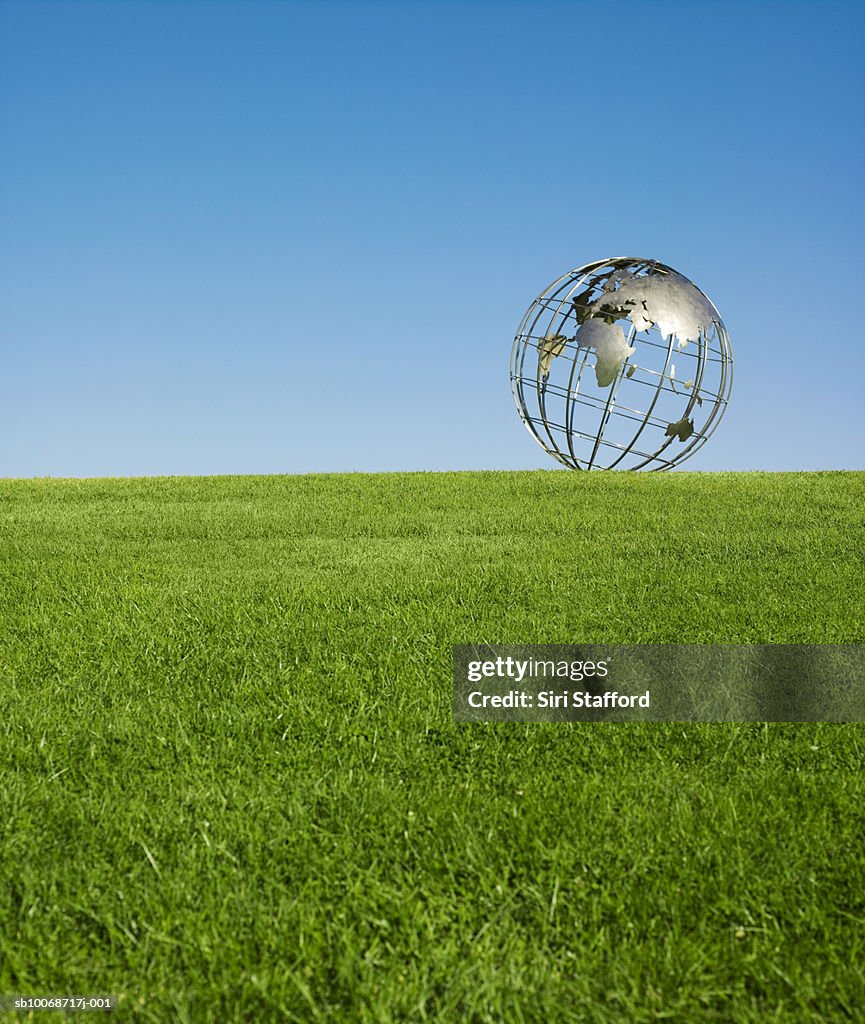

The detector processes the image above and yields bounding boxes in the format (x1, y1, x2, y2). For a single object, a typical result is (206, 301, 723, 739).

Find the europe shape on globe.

(510, 257, 732, 470)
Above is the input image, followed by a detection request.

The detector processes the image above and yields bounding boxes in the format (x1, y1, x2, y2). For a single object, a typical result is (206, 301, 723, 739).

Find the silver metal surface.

(510, 257, 733, 471)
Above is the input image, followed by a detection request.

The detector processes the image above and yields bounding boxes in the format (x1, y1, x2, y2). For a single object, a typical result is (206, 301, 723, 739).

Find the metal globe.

(510, 257, 732, 470)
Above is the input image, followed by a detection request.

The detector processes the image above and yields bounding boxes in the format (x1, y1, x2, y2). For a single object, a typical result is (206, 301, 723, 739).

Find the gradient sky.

(2, 0, 863, 476)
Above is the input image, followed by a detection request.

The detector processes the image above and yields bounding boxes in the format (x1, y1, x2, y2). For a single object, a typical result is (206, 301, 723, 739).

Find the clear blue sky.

(2, 0, 863, 476)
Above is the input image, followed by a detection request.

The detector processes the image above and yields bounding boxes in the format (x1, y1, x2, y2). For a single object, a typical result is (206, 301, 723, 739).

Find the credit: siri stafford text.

(467, 689, 649, 709)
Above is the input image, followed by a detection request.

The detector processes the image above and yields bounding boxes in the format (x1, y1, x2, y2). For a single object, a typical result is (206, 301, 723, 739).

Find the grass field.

(1, 470, 863, 1023)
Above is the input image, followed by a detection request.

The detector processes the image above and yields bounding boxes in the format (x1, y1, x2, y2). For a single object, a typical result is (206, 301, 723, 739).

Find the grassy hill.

(1, 471, 863, 1022)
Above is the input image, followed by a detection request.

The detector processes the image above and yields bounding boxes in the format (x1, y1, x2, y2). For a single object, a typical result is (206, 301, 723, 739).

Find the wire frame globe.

(510, 257, 732, 470)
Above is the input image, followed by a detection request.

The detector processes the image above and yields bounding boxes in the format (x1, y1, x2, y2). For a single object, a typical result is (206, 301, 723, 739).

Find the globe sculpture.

(510, 257, 732, 470)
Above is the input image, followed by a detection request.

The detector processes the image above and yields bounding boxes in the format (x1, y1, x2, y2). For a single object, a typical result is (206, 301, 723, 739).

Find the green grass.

(1, 470, 863, 1023)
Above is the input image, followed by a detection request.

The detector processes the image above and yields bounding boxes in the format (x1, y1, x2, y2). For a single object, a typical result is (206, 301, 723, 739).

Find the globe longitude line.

(645, 321, 724, 470)
(530, 273, 582, 466)
(652, 280, 733, 469)
(586, 370, 621, 469)
(669, 321, 733, 469)
(661, 322, 712, 465)
(558, 262, 626, 468)
(615, 327, 677, 471)
(511, 279, 561, 461)
(587, 321, 638, 470)
(509, 269, 573, 445)
(565, 347, 593, 468)
(558, 268, 605, 469)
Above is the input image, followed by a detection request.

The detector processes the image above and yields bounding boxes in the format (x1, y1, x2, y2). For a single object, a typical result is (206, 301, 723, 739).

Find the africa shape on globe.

(510, 257, 733, 471)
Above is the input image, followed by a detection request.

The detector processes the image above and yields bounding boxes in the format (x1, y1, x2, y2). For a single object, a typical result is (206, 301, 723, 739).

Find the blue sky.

(2, 0, 863, 476)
